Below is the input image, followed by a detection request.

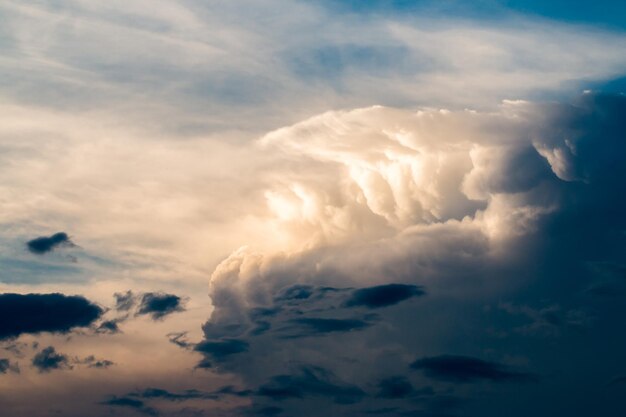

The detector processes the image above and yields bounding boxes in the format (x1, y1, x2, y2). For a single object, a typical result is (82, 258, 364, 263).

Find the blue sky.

(323, 0, 626, 29)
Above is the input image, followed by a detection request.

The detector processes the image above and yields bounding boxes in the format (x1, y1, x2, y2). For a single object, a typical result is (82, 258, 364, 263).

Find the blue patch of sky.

(316, 0, 626, 30)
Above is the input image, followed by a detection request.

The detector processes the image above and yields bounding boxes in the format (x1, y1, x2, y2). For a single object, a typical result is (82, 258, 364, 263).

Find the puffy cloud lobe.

(410, 355, 537, 383)
(0, 293, 103, 340)
(32, 346, 70, 373)
(137, 292, 185, 320)
(26, 232, 74, 254)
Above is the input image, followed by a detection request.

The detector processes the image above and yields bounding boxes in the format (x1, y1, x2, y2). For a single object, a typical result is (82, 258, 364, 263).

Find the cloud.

(137, 292, 185, 320)
(194, 339, 249, 368)
(131, 388, 217, 402)
(25, 232, 74, 255)
(257, 366, 366, 404)
(609, 376, 626, 386)
(32, 346, 70, 373)
(97, 319, 121, 334)
(80, 355, 115, 369)
(278, 317, 374, 338)
(114, 290, 137, 311)
(180, 92, 626, 416)
(376, 376, 419, 399)
(0, 358, 19, 374)
(100, 396, 158, 416)
(344, 284, 425, 309)
(410, 355, 537, 383)
(167, 332, 193, 349)
(0, 293, 103, 340)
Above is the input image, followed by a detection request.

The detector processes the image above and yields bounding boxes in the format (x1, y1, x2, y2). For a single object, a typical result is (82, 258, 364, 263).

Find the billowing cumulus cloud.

(0, 293, 103, 340)
(1, 1, 626, 416)
(190, 92, 626, 416)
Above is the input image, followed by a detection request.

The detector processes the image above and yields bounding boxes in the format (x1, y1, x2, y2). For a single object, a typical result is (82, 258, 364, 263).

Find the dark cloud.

(114, 290, 137, 311)
(214, 385, 253, 397)
(97, 320, 121, 334)
(137, 292, 185, 320)
(279, 317, 374, 338)
(167, 332, 193, 349)
(376, 376, 416, 399)
(344, 284, 425, 309)
(81, 355, 114, 369)
(239, 405, 284, 417)
(100, 397, 158, 416)
(26, 232, 74, 254)
(0, 293, 103, 340)
(274, 284, 315, 302)
(194, 339, 249, 368)
(410, 355, 537, 383)
(609, 376, 626, 386)
(257, 366, 366, 404)
(132, 388, 217, 401)
(32, 346, 70, 373)
(0, 358, 19, 374)
(119, 385, 252, 405)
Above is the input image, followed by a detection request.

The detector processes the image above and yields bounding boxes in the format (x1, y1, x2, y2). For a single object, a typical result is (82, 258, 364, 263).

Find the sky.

(1, 1, 626, 416)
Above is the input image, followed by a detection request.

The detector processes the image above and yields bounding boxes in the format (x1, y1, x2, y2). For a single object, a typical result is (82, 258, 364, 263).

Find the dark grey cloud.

(100, 396, 158, 416)
(410, 355, 537, 383)
(137, 292, 185, 320)
(0, 358, 19, 374)
(114, 290, 137, 311)
(167, 332, 193, 349)
(194, 339, 249, 368)
(609, 376, 626, 386)
(81, 355, 114, 369)
(116, 385, 252, 406)
(0, 293, 103, 340)
(376, 376, 417, 399)
(26, 232, 74, 254)
(257, 366, 366, 404)
(97, 319, 121, 334)
(132, 388, 217, 402)
(344, 284, 425, 309)
(279, 317, 374, 338)
(32, 346, 70, 373)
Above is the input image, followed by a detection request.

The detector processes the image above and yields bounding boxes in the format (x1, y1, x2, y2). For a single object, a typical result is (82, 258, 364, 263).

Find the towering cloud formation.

(196, 92, 626, 416)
